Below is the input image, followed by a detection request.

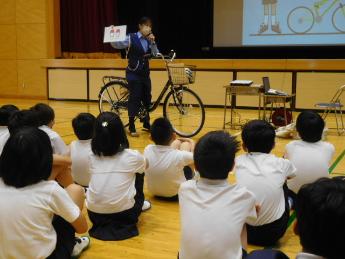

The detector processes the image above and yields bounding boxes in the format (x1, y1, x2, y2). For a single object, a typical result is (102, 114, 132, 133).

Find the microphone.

(146, 32, 156, 44)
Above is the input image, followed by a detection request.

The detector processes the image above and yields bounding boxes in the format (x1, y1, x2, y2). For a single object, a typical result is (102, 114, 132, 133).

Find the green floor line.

(287, 147, 345, 229)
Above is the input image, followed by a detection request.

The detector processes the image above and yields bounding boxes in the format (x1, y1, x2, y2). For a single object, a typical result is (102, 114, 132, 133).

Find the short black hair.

(72, 113, 96, 140)
(0, 127, 53, 188)
(296, 177, 345, 258)
(242, 120, 275, 153)
(91, 112, 129, 156)
(30, 103, 55, 126)
(296, 111, 325, 143)
(194, 131, 240, 180)
(0, 105, 19, 126)
(8, 110, 39, 134)
(138, 16, 152, 25)
(151, 117, 174, 145)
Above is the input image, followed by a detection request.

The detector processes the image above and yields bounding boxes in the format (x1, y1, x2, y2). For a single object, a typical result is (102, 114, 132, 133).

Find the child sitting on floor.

(31, 103, 69, 155)
(144, 117, 194, 200)
(8, 109, 73, 188)
(179, 131, 257, 259)
(0, 127, 89, 259)
(0, 104, 19, 154)
(234, 120, 296, 247)
(70, 113, 96, 187)
(285, 111, 335, 201)
(86, 112, 151, 241)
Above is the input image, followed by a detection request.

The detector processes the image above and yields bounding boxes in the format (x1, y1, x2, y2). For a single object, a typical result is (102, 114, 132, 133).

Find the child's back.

(0, 179, 79, 259)
(144, 118, 194, 198)
(235, 120, 295, 246)
(179, 131, 257, 259)
(286, 111, 335, 194)
(179, 179, 256, 259)
(87, 148, 145, 213)
(70, 139, 92, 186)
(70, 113, 96, 187)
(235, 153, 294, 226)
(286, 140, 334, 193)
(145, 144, 193, 197)
(86, 112, 149, 241)
(31, 103, 68, 155)
(0, 127, 88, 259)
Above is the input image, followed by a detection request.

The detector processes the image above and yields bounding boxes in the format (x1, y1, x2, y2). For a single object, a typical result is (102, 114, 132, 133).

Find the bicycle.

(98, 51, 205, 137)
(287, 0, 345, 34)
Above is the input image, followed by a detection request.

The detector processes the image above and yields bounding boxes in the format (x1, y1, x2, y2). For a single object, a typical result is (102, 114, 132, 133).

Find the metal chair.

(315, 85, 345, 135)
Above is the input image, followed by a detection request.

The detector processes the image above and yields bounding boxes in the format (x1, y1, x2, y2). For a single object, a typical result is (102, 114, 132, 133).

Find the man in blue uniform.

(111, 17, 158, 137)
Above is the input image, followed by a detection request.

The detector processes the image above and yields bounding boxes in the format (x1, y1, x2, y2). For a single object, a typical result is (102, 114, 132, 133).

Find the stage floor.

(1, 98, 344, 258)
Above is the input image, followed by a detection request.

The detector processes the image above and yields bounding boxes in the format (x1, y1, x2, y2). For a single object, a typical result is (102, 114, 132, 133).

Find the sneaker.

(271, 24, 281, 34)
(142, 200, 152, 212)
(129, 124, 139, 137)
(142, 121, 151, 132)
(71, 236, 90, 258)
(129, 130, 139, 137)
(258, 23, 268, 34)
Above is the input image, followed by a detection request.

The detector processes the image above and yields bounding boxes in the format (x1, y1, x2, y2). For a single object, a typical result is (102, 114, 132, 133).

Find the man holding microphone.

(111, 17, 158, 137)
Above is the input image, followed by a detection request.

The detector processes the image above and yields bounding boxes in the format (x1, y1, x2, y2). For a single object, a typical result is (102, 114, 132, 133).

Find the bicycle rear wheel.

(163, 86, 205, 137)
(99, 81, 130, 127)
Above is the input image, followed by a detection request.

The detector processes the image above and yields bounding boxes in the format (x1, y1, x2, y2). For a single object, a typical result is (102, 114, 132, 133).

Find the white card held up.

(103, 25, 127, 43)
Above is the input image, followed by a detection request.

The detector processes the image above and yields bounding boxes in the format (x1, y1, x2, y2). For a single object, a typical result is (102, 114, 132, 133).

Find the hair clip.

(102, 121, 108, 127)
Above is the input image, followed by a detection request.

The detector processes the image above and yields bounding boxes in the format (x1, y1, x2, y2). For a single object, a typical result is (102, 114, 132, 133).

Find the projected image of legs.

(259, 0, 281, 34)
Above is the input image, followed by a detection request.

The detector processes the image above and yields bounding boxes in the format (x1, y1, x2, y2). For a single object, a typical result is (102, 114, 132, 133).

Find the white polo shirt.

(0, 126, 9, 155)
(86, 149, 145, 214)
(179, 178, 257, 259)
(235, 153, 296, 226)
(70, 139, 92, 187)
(296, 253, 326, 259)
(144, 144, 193, 197)
(285, 140, 335, 194)
(0, 179, 80, 259)
(39, 125, 69, 155)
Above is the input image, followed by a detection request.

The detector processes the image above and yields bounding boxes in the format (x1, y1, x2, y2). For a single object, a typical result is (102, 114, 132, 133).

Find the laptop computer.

(262, 77, 288, 96)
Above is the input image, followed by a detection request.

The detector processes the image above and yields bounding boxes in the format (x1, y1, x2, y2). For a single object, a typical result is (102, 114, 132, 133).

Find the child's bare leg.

(171, 139, 182, 150)
(65, 184, 85, 211)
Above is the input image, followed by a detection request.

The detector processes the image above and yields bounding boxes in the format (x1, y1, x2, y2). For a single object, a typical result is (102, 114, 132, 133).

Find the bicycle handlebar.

(154, 50, 176, 63)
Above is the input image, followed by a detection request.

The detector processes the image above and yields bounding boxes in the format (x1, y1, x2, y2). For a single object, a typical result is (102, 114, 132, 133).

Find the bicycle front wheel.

(163, 86, 205, 137)
(99, 81, 130, 127)
(288, 7, 315, 34)
(332, 5, 345, 33)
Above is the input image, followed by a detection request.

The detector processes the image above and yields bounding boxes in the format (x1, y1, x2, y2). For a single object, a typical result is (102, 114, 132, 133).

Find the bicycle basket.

(167, 63, 196, 85)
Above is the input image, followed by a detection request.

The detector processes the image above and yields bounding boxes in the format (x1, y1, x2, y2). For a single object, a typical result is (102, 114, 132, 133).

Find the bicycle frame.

(148, 80, 173, 112)
(146, 51, 181, 112)
(314, 0, 341, 17)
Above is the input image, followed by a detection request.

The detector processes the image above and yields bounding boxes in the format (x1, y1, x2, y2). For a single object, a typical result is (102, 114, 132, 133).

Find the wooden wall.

(0, 0, 57, 99)
(43, 59, 345, 109)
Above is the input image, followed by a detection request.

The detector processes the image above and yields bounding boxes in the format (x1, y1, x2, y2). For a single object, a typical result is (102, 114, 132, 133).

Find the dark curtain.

(60, 0, 118, 53)
(117, 0, 213, 58)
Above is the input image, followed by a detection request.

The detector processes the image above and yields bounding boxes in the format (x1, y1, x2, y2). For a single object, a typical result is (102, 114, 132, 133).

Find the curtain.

(60, 0, 119, 56)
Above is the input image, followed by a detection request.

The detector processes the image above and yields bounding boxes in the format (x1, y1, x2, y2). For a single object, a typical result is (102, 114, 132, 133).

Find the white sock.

(264, 15, 269, 25)
(272, 15, 277, 25)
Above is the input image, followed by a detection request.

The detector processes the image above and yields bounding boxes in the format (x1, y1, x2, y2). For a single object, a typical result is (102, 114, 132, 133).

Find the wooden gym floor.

(1, 98, 344, 259)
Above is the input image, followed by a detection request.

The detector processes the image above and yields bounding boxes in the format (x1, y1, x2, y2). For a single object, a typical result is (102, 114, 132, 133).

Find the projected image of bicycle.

(288, 0, 345, 34)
